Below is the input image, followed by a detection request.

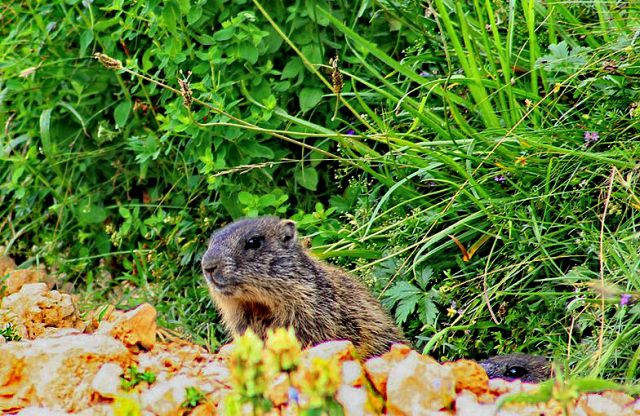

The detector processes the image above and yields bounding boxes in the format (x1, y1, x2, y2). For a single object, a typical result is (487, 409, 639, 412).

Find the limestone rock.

(574, 393, 635, 416)
(91, 363, 124, 398)
(363, 343, 414, 396)
(0, 333, 131, 413)
(2, 269, 45, 297)
(97, 302, 156, 351)
(341, 360, 365, 387)
(386, 351, 455, 414)
(0, 256, 17, 278)
(0, 283, 84, 340)
(303, 340, 356, 362)
(336, 385, 373, 416)
(445, 359, 490, 396)
(140, 374, 201, 415)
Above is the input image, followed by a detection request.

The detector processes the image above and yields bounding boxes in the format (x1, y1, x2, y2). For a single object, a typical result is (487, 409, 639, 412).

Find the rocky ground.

(1, 256, 639, 415)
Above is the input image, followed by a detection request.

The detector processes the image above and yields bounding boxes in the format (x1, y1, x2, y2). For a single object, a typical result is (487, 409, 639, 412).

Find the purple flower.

(584, 131, 599, 144)
(288, 386, 300, 403)
(346, 129, 355, 135)
(494, 175, 506, 184)
(419, 71, 429, 77)
(620, 293, 632, 306)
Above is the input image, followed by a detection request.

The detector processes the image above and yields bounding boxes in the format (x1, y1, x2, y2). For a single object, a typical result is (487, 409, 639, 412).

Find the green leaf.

(238, 43, 259, 64)
(299, 88, 323, 112)
(77, 204, 107, 225)
(118, 206, 131, 219)
(416, 267, 434, 290)
(213, 27, 234, 41)
(294, 166, 318, 191)
(281, 58, 303, 79)
(114, 100, 132, 128)
(187, 5, 202, 25)
(395, 296, 419, 324)
(162, 1, 180, 33)
(243, 141, 274, 159)
(39, 108, 53, 158)
(175, 0, 190, 15)
(238, 191, 254, 205)
(420, 298, 438, 326)
(384, 281, 421, 304)
(79, 30, 94, 55)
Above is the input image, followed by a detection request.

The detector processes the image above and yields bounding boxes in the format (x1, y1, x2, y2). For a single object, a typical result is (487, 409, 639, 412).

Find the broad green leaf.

(79, 30, 94, 55)
(295, 167, 318, 191)
(238, 191, 254, 205)
(243, 141, 274, 159)
(114, 100, 132, 128)
(281, 58, 303, 79)
(238, 43, 259, 64)
(162, 1, 180, 33)
(77, 204, 107, 225)
(213, 28, 234, 41)
(395, 296, 419, 324)
(299, 88, 323, 112)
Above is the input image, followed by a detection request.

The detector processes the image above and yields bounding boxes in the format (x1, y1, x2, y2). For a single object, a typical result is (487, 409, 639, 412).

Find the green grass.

(1, 0, 640, 383)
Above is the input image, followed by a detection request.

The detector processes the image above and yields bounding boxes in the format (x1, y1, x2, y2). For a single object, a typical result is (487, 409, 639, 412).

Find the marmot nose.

(202, 264, 217, 282)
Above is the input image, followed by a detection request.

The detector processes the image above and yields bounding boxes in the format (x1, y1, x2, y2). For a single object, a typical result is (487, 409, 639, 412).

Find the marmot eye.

(245, 236, 264, 250)
(505, 366, 528, 378)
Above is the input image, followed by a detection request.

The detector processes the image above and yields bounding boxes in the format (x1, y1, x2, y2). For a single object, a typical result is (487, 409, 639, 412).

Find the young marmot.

(480, 353, 551, 383)
(201, 216, 406, 358)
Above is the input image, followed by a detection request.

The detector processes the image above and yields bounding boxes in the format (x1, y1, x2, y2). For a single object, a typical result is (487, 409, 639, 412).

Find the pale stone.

(342, 360, 365, 387)
(445, 359, 489, 396)
(336, 385, 372, 416)
(16, 407, 71, 416)
(455, 391, 499, 416)
(363, 343, 416, 396)
(201, 361, 231, 380)
(97, 303, 157, 351)
(0, 333, 131, 413)
(304, 340, 356, 362)
(0, 283, 84, 340)
(0, 256, 16, 277)
(91, 363, 124, 398)
(217, 342, 235, 358)
(217, 342, 236, 359)
(573, 393, 634, 416)
(140, 374, 199, 415)
(3, 269, 45, 297)
(386, 351, 455, 414)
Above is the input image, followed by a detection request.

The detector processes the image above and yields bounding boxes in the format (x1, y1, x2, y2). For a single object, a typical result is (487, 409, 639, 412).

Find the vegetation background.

(1, 0, 639, 382)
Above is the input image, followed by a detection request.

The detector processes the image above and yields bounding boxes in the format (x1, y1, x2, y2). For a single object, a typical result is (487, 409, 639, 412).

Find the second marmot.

(201, 216, 406, 358)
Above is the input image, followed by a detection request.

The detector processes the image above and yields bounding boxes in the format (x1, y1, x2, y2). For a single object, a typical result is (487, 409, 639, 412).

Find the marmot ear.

(281, 220, 297, 248)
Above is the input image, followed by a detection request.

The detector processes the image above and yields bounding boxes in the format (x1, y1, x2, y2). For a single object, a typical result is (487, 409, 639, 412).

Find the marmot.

(480, 353, 551, 383)
(201, 216, 406, 358)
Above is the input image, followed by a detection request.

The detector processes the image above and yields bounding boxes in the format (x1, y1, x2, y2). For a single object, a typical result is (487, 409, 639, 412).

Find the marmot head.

(479, 353, 551, 383)
(201, 216, 300, 299)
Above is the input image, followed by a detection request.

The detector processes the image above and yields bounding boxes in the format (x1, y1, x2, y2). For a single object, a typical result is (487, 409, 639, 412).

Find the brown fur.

(480, 353, 551, 383)
(201, 216, 406, 358)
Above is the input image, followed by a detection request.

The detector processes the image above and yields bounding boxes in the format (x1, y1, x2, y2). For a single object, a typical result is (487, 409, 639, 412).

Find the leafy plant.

(181, 386, 207, 409)
(0, 323, 22, 342)
(120, 365, 157, 391)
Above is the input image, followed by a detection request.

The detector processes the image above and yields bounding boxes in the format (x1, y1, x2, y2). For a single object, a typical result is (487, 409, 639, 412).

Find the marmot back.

(201, 216, 406, 358)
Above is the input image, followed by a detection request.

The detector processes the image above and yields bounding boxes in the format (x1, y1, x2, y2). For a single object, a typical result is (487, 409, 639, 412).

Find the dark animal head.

(480, 353, 551, 383)
(201, 216, 301, 299)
